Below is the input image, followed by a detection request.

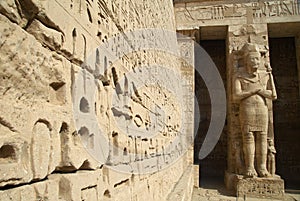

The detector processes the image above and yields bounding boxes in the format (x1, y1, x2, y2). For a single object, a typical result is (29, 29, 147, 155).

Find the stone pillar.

(226, 23, 270, 177)
(178, 35, 196, 187)
(178, 36, 195, 148)
(225, 23, 284, 199)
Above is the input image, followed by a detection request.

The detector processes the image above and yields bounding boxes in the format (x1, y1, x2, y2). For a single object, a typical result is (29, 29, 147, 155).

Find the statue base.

(225, 171, 285, 199)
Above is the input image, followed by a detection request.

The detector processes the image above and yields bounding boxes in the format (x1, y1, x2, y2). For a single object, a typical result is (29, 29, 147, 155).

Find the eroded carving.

(175, 0, 300, 27)
(31, 121, 51, 179)
(0, 145, 16, 163)
(267, 138, 276, 176)
(1, 0, 194, 199)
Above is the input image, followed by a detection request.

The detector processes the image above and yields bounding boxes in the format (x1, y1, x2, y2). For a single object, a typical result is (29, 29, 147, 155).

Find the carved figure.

(233, 43, 277, 177)
(267, 138, 276, 176)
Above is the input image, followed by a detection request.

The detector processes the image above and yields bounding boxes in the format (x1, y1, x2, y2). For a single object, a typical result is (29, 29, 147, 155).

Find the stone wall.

(0, 0, 195, 200)
(175, 0, 300, 29)
(174, 0, 300, 193)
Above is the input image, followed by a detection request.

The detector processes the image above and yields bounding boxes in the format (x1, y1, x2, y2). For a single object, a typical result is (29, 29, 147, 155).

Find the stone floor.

(192, 177, 300, 201)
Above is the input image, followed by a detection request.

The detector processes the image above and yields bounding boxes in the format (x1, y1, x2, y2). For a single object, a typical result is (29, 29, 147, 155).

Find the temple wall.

(0, 0, 195, 200)
(175, 0, 300, 29)
(174, 0, 300, 193)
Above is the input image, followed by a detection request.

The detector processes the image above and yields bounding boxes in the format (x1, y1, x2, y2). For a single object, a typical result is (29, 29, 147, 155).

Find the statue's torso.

(238, 73, 270, 132)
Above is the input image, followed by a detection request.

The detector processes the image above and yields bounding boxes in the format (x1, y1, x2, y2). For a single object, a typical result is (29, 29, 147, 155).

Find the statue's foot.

(245, 168, 257, 177)
(258, 169, 271, 177)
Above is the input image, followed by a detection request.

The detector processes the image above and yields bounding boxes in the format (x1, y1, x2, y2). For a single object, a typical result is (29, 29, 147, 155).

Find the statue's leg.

(267, 154, 271, 173)
(243, 131, 257, 177)
(271, 155, 276, 176)
(256, 132, 271, 177)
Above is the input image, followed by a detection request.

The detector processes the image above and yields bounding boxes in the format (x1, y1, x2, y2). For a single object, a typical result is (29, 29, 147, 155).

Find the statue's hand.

(257, 89, 264, 95)
(257, 89, 274, 99)
(251, 88, 261, 94)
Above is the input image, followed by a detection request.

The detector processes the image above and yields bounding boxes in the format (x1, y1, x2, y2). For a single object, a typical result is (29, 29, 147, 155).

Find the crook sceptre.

(266, 63, 277, 100)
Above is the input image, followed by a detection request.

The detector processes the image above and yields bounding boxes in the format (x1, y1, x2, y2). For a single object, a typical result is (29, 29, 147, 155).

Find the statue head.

(267, 138, 274, 146)
(242, 43, 261, 74)
(246, 52, 260, 74)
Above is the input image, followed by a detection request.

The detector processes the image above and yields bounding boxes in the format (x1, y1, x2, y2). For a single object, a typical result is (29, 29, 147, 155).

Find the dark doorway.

(269, 37, 300, 189)
(194, 40, 227, 185)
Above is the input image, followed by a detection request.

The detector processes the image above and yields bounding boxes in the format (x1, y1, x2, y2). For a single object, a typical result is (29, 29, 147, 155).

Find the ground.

(192, 177, 300, 201)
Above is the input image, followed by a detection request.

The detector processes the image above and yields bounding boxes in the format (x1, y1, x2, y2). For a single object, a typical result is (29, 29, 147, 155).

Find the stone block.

(0, 0, 22, 24)
(49, 169, 104, 201)
(193, 164, 200, 188)
(0, 14, 99, 181)
(237, 177, 285, 200)
(31, 121, 52, 180)
(167, 165, 194, 201)
(224, 171, 243, 191)
(27, 19, 63, 51)
(0, 135, 32, 187)
(0, 179, 58, 201)
(225, 172, 285, 199)
(28, 0, 101, 63)
(0, 14, 69, 105)
(102, 166, 124, 185)
(57, 120, 102, 171)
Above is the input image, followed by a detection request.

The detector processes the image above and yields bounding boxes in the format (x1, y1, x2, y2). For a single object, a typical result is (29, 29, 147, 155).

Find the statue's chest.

(240, 74, 269, 90)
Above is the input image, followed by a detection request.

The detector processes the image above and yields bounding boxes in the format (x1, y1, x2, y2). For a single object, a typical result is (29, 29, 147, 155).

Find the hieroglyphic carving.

(175, 0, 300, 26)
(178, 37, 194, 144)
(224, 4, 245, 18)
(237, 177, 284, 199)
(252, 0, 300, 18)
(0, 0, 195, 200)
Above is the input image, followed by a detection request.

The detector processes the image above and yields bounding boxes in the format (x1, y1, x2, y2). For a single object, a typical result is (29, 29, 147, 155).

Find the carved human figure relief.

(267, 138, 276, 176)
(233, 43, 277, 178)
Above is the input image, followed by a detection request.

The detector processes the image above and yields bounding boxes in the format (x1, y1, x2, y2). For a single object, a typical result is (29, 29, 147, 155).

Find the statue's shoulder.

(233, 74, 244, 85)
(234, 72, 246, 80)
(236, 73, 258, 83)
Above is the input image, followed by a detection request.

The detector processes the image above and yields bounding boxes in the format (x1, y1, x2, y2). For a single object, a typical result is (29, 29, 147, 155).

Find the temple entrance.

(194, 39, 227, 185)
(269, 37, 300, 189)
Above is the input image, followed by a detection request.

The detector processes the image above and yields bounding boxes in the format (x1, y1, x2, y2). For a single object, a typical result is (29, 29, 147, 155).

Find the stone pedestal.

(225, 171, 285, 200)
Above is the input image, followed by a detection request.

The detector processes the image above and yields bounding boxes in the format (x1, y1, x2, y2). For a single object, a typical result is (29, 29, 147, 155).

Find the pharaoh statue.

(233, 43, 277, 178)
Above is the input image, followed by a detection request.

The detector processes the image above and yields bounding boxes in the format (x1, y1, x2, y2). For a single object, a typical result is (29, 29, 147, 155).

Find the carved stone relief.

(225, 24, 285, 198)
(175, 0, 300, 27)
(233, 43, 277, 178)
